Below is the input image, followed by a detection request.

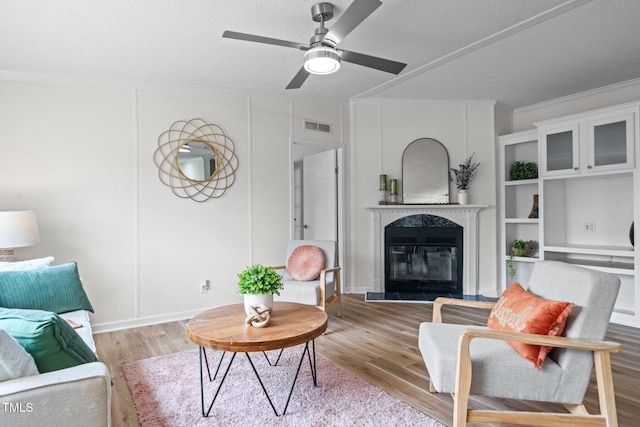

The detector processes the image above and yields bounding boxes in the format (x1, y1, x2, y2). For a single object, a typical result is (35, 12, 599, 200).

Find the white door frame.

(290, 138, 345, 284)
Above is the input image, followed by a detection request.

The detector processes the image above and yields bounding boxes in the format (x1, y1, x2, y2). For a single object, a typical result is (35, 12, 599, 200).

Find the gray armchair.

(273, 240, 342, 316)
(419, 260, 621, 427)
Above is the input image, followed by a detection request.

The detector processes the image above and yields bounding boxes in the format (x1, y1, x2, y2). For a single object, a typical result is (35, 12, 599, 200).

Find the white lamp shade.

(0, 211, 40, 249)
(303, 47, 341, 75)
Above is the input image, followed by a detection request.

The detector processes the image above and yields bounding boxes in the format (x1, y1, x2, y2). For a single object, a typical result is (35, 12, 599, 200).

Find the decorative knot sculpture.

(245, 304, 273, 328)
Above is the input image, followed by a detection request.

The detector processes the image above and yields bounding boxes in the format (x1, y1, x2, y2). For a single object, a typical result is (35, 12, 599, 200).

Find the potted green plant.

(450, 153, 481, 204)
(507, 239, 538, 278)
(509, 161, 538, 181)
(237, 264, 284, 315)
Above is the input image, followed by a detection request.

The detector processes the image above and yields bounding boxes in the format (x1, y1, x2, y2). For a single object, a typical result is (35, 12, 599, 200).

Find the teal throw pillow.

(0, 307, 99, 373)
(0, 262, 93, 313)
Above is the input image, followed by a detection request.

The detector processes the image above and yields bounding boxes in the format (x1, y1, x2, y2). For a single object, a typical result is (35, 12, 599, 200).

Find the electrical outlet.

(200, 280, 210, 294)
(584, 222, 596, 233)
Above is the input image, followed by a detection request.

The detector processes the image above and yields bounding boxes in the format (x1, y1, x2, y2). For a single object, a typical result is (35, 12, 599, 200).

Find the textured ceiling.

(1, 0, 640, 109)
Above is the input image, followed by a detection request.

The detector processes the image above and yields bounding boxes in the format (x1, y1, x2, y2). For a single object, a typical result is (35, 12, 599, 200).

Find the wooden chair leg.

(453, 334, 473, 427)
(334, 270, 342, 317)
(452, 392, 469, 427)
(594, 350, 618, 427)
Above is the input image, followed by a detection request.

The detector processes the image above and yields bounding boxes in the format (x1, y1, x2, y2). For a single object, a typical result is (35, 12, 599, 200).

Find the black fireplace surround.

(382, 214, 463, 300)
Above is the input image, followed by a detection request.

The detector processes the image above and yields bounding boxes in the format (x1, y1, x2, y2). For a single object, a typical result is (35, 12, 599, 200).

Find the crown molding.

(350, 97, 497, 107)
(514, 77, 640, 114)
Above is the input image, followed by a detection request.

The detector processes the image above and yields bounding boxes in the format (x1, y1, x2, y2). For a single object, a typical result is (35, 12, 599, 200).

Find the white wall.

(0, 78, 499, 328)
(0, 81, 138, 323)
(348, 101, 498, 297)
(0, 79, 347, 327)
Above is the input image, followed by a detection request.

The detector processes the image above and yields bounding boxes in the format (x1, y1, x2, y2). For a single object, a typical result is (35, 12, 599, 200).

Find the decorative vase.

(389, 179, 398, 204)
(243, 294, 273, 316)
(458, 189, 469, 205)
(379, 189, 389, 205)
(528, 194, 539, 219)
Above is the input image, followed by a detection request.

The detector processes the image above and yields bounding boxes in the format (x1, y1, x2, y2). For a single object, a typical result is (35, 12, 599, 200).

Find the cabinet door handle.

(574, 167, 579, 171)
(587, 165, 593, 169)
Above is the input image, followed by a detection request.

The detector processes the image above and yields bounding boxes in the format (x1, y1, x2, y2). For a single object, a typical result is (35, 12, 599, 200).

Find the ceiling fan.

(222, 0, 407, 89)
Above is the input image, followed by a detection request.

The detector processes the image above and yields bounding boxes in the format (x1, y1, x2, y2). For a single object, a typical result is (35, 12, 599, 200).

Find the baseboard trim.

(92, 308, 204, 334)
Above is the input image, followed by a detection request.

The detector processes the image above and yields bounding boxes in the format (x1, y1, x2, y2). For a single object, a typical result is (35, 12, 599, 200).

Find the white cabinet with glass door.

(538, 105, 636, 177)
(587, 108, 635, 172)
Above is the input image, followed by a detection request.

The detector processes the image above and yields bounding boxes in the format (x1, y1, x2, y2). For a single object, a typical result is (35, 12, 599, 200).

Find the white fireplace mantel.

(366, 205, 487, 296)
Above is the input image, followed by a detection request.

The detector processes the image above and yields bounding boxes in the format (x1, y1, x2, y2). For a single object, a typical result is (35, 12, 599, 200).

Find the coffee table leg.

(199, 346, 237, 417)
(246, 340, 319, 417)
(245, 353, 280, 416)
(306, 339, 318, 386)
(201, 347, 227, 381)
(200, 341, 319, 418)
(262, 349, 285, 366)
(281, 340, 319, 416)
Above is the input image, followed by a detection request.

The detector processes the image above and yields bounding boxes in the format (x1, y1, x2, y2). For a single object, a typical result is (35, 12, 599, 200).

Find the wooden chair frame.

(272, 265, 342, 317)
(431, 297, 621, 427)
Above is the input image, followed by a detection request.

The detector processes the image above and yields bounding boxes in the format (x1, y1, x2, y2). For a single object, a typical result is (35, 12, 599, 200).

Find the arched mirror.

(177, 140, 217, 181)
(402, 138, 449, 204)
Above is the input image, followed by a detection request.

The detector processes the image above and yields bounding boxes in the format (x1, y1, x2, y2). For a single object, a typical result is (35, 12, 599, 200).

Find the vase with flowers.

(450, 153, 481, 204)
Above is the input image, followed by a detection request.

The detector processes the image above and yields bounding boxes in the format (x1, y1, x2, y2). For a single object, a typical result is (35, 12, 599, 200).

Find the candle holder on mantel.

(389, 179, 398, 204)
(379, 174, 388, 205)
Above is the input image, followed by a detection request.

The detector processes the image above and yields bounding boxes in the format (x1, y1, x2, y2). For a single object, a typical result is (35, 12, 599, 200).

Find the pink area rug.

(123, 346, 445, 426)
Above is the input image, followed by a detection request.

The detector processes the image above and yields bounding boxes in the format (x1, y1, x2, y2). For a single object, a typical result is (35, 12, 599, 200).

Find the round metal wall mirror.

(154, 118, 238, 202)
(402, 138, 450, 204)
(177, 140, 217, 181)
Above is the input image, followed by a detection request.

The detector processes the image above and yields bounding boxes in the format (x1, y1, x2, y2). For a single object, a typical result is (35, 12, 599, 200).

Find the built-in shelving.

(504, 178, 539, 186)
(499, 101, 639, 327)
(505, 218, 539, 224)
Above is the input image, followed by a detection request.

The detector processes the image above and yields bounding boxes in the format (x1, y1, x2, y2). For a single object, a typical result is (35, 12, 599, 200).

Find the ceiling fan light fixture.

(303, 47, 341, 75)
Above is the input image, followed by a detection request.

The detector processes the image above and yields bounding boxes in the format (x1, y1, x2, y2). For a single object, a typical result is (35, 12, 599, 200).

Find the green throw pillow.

(0, 262, 93, 313)
(0, 307, 99, 373)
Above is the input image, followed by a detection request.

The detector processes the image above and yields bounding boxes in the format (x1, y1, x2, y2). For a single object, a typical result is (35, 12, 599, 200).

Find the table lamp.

(0, 211, 40, 261)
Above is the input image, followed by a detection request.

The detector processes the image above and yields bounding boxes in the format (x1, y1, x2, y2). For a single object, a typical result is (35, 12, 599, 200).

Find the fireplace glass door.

(389, 245, 458, 291)
(385, 220, 463, 298)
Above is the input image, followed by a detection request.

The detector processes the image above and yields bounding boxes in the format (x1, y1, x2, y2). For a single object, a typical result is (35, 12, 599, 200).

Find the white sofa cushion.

(0, 256, 54, 271)
(0, 328, 39, 381)
(419, 322, 564, 400)
(59, 310, 96, 353)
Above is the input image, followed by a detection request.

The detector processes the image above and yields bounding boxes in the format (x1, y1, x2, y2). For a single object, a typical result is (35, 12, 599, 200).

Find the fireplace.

(385, 215, 463, 298)
(366, 205, 485, 301)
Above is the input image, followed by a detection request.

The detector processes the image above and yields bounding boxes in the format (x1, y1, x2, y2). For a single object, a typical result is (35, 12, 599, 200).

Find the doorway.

(291, 139, 345, 277)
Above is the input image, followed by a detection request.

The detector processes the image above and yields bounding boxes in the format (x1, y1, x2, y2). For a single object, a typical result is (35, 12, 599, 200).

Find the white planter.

(458, 189, 469, 205)
(243, 294, 274, 316)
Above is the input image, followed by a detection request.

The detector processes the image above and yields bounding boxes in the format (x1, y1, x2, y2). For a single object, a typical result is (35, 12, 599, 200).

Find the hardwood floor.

(94, 294, 640, 426)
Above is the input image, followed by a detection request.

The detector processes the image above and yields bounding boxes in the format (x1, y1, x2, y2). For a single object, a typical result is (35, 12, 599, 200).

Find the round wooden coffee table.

(187, 302, 328, 417)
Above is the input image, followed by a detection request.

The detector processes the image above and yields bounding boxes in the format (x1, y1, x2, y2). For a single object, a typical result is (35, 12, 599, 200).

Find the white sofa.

(0, 309, 111, 427)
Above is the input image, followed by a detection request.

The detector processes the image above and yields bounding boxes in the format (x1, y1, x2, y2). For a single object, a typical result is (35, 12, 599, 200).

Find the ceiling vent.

(304, 120, 332, 134)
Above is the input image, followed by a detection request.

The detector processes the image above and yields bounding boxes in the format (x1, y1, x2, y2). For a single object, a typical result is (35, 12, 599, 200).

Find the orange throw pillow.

(287, 245, 325, 281)
(487, 283, 575, 369)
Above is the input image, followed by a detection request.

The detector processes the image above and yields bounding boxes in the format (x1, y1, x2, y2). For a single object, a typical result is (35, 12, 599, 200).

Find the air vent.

(304, 120, 332, 134)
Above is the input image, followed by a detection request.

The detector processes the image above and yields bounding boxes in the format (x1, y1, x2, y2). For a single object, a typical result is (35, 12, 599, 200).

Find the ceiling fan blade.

(341, 50, 406, 75)
(222, 30, 308, 50)
(323, 0, 382, 47)
(286, 67, 310, 89)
